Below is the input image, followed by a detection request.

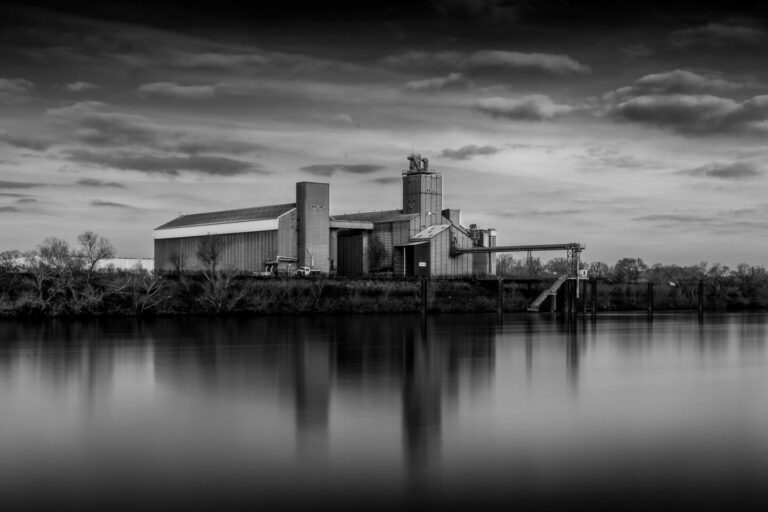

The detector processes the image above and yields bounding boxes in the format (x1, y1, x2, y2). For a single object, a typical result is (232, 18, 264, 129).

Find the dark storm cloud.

(0, 132, 52, 151)
(90, 200, 133, 209)
(75, 178, 125, 188)
(403, 73, 465, 92)
(668, 23, 768, 47)
(609, 93, 768, 135)
(440, 144, 500, 160)
(474, 95, 573, 121)
(64, 149, 266, 176)
(677, 161, 762, 179)
(299, 164, 385, 177)
(0, 180, 44, 189)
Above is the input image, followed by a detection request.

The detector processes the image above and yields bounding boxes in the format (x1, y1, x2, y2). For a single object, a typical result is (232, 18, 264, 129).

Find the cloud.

(90, 200, 133, 209)
(467, 50, 590, 74)
(299, 163, 385, 177)
(669, 23, 768, 47)
(0, 206, 21, 213)
(440, 144, 500, 160)
(606, 70, 752, 101)
(137, 82, 217, 100)
(64, 149, 266, 176)
(634, 214, 712, 223)
(16, 198, 37, 204)
(677, 161, 762, 179)
(169, 52, 268, 69)
(608, 93, 768, 135)
(76, 178, 125, 188)
(381, 51, 466, 69)
(403, 72, 465, 92)
(0, 132, 52, 151)
(622, 43, 654, 58)
(65, 81, 101, 92)
(45, 101, 264, 154)
(46, 101, 159, 146)
(371, 177, 400, 185)
(474, 95, 573, 121)
(0, 181, 44, 189)
(0, 77, 34, 102)
(381, 49, 589, 75)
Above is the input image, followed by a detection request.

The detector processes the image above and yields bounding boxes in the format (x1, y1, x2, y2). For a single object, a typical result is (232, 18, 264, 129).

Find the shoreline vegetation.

(1, 233, 767, 318)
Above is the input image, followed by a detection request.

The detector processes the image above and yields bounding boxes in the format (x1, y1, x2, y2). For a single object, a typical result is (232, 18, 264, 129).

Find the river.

(1, 312, 767, 511)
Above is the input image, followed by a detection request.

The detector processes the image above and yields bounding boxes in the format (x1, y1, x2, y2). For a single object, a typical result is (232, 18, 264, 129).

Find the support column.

(698, 280, 704, 321)
(582, 280, 588, 314)
(421, 279, 428, 315)
(591, 279, 597, 321)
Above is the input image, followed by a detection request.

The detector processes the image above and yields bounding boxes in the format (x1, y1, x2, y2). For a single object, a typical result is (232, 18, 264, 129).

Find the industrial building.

(153, 154, 497, 277)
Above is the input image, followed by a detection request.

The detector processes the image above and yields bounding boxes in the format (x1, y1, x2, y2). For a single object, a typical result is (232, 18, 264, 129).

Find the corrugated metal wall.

(337, 232, 368, 275)
(277, 210, 297, 260)
(428, 226, 474, 277)
(154, 230, 279, 273)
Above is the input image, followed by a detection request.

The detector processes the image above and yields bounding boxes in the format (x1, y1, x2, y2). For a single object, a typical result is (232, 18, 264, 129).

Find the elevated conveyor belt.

(527, 276, 568, 312)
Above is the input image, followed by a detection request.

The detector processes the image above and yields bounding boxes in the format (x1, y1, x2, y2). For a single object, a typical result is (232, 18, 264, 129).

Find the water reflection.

(0, 313, 767, 510)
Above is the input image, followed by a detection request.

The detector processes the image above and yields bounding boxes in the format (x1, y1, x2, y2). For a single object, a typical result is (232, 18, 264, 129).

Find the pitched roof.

(155, 203, 296, 230)
(411, 224, 450, 240)
(332, 209, 418, 223)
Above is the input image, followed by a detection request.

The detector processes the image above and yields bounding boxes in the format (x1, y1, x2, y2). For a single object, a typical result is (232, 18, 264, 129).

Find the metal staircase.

(527, 276, 568, 312)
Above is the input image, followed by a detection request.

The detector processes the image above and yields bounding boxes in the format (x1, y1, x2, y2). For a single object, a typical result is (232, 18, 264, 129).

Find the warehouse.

(153, 154, 496, 277)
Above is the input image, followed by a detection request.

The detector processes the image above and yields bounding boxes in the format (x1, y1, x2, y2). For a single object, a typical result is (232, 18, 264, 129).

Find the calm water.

(1, 313, 767, 511)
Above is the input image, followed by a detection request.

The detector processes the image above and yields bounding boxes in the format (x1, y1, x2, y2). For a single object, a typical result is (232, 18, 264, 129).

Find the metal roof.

(332, 210, 418, 223)
(155, 203, 296, 230)
(411, 224, 450, 240)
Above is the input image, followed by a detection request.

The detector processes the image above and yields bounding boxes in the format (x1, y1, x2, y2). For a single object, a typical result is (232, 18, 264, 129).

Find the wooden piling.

(591, 279, 597, 321)
(582, 280, 588, 314)
(647, 282, 654, 320)
(698, 280, 704, 320)
(421, 279, 428, 315)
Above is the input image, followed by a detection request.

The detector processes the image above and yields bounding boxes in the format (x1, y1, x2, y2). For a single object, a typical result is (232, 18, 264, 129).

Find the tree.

(195, 235, 243, 312)
(77, 230, 115, 279)
(544, 257, 570, 276)
(196, 235, 225, 276)
(0, 249, 22, 273)
(588, 261, 611, 279)
(613, 257, 647, 282)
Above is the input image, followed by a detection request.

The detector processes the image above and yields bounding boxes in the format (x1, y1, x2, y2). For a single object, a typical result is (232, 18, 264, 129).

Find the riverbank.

(1, 270, 767, 318)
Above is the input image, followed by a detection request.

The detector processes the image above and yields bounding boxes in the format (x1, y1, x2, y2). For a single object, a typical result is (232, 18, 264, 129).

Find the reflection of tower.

(402, 317, 442, 489)
(402, 154, 442, 229)
(565, 321, 580, 393)
(294, 337, 332, 465)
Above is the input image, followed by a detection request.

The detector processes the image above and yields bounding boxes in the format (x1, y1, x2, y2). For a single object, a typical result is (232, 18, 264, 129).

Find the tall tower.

(402, 154, 442, 229)
(296, 182, 330, 272)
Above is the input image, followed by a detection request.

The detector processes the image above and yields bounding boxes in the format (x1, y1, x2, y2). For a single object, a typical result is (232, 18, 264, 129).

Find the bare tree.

(126, 266, 165, 315)
(168, 248, 187, 276)
(195, 235, 243, 312)
(77, 230, 115, 279)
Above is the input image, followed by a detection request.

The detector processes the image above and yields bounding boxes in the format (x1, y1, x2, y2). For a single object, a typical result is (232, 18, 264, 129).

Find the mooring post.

(497, 277, 504, 316)
(582, 280, 588, 314)
(647, 282, 654, 320)
(572, 279, 578, 319)
(591, 279, 597, 321)
(421, 278, 428, 315)
(698, 280, 704, 320)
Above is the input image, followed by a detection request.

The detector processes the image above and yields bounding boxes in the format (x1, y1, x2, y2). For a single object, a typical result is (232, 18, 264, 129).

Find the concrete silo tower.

(402, 154, 442, 229)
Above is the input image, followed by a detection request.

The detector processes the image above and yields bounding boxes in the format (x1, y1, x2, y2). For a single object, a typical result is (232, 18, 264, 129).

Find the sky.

(1, 0, 767, 266)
